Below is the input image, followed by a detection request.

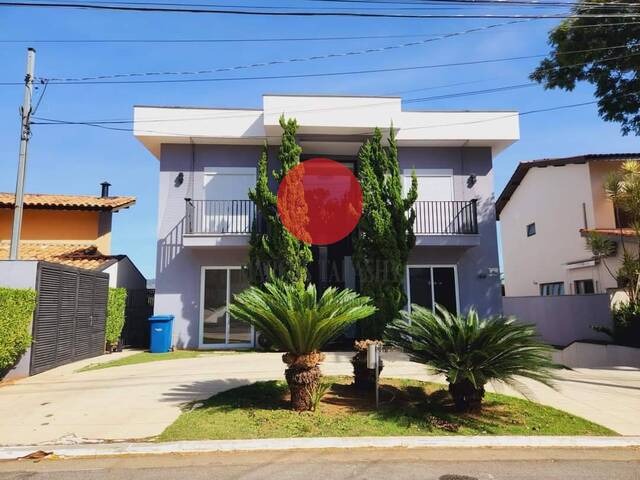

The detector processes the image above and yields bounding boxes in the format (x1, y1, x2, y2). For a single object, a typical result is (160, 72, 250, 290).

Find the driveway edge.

(2, 436, 640, 460)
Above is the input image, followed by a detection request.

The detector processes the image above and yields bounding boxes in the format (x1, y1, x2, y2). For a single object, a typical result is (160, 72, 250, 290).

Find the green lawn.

(158, 376, 614, 441)
(78, 350, 251, 372)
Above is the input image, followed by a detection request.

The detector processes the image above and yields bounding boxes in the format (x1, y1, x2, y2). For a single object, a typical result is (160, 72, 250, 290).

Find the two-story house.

(0, 183, 145, 289)
(497, 153, 640, 297)
(134, 94, 519, 349)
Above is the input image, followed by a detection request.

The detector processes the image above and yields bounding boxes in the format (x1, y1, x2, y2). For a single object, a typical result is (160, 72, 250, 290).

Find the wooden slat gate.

(30, 262, 109, 375)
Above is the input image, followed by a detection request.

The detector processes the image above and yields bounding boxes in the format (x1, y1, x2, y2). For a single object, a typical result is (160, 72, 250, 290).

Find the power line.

(37, 19, 533, 82)
(32, 94, 637, 136)
(19, 46, 636, 86)
(1, 20, 636, 44)
(1, 1, 639, 18)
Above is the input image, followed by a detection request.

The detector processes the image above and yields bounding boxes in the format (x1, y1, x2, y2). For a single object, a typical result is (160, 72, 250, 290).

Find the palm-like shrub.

(385, 305, 558, 412)
(229, 278, 376, 411)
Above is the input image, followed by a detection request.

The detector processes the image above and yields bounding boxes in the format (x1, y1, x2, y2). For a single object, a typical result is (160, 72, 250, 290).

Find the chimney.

(100, 182, 111, 198)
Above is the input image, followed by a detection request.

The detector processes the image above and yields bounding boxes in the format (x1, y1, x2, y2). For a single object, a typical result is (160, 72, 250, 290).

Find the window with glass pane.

(228, 269, 252, 343)
(408, 266, 458, 315)
(203, 270, 227, 344)
(575, 279, 595, 295)
(433, 267, 457, 314)
(409, 267, 433, 311)
(540, 282, 564, 296)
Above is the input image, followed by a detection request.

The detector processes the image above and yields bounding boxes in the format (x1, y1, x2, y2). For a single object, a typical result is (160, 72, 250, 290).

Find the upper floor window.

(575, 279, 595, 295)
(540, 282, 564, 296)
(615, 208, 634, 229)
(526, 222, 536, 237)
(403, 169, 453, 202)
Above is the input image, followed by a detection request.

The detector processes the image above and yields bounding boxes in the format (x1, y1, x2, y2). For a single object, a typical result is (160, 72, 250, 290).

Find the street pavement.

(0, 350, 639, 444)
(0, 447, 638, 479)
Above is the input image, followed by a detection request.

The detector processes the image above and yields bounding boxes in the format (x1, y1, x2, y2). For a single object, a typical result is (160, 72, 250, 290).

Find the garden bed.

(158, 376, 614, 441)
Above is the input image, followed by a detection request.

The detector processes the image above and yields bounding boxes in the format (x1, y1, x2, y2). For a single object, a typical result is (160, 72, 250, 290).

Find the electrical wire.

(21, 46, 637, 86)
(31, 93, 639, 137)
(0, 1, 639, 18)
(37, 19, 534, 82)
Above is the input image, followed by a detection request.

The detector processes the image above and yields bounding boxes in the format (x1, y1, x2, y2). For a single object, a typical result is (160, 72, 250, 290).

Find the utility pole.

(9, 48, 36, 260)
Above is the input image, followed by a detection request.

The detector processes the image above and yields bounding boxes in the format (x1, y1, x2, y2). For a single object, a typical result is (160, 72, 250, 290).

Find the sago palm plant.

(385, 305, 558, 412)
(229, 278, 376, 411)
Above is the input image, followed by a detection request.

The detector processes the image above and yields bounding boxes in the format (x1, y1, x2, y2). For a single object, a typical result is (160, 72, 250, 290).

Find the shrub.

(594, 301, 640, 347)
(0, 287, 36, 370)
(229, 277, 376, 411)
(105, 288, 127, 347)
(385, 305, 559, 412)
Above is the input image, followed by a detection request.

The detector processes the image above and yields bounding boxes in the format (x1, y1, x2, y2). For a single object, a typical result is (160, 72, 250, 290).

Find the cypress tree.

(353, 126, 417, 339)
(248, 116, 312, 286)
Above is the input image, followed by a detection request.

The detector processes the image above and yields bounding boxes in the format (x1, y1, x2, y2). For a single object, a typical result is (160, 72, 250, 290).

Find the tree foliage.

(248, 116, 313, 286)
(229, 277, 376, 356)
(587, 160, 640, 302)
(352, 127, 417, 339)
(385, 305, 558, 412)
(530, 0, 640, 135)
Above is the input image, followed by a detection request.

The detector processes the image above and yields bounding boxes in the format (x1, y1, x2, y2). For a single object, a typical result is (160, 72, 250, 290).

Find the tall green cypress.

(353, 126, 417, 339)
(248, 116, 312, 286)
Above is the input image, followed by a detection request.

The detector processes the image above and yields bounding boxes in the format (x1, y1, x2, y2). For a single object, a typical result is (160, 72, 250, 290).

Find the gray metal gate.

(30, 262, 109, 375)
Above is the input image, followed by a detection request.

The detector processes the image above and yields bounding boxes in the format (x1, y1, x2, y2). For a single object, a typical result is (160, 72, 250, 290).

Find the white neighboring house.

(497, 153, 640, 297)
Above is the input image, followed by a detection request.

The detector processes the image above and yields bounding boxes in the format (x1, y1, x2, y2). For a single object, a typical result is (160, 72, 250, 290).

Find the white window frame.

(402, 168, 454, 201)
(203, 166, 256, 199)
(405, 264, 460, 315)
(199, 266, 254, 350)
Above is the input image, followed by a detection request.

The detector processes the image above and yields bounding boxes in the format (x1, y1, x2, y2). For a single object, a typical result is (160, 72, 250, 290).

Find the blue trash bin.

(148, 315, 174, 353)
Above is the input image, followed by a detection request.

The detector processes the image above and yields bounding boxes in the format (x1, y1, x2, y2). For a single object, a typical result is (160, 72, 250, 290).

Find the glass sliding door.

(228, 269, 252, 344)
(407, 265, 459, 314)
(201, 267, 253, 348)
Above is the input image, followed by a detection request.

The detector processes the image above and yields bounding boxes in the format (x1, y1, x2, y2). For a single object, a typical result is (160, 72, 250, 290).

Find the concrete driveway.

(1, 351, 639, 445)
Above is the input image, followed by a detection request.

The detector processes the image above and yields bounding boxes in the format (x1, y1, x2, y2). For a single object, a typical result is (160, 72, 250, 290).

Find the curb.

(2, 436, 640, 460)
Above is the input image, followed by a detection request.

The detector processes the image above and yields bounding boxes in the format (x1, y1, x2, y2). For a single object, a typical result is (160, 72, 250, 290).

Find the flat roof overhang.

(134, 95, 519, 158)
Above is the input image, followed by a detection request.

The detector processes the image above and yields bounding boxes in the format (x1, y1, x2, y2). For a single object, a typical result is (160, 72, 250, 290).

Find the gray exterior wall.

(503, 294, 611, 346)
(155, 144, 501, 349)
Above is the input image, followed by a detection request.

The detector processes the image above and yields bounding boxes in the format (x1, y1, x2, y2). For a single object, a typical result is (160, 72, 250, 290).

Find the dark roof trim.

(496, 153, 640, 219)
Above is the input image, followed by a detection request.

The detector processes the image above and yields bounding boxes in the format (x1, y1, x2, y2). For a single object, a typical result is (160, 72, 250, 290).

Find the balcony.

(183, 199, 478, 247)
(413, 199, 479, 247)
(184, 199, 256, 247)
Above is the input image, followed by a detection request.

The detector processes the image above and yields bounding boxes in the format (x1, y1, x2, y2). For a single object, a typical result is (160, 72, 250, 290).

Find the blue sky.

(1, 2, 638, 279)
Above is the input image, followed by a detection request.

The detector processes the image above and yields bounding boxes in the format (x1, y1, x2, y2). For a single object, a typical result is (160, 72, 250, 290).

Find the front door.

(407, 265, 459, 314)
(200, 267, 254, 348)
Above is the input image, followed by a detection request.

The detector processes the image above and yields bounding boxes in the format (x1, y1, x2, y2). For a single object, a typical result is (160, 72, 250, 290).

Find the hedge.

(0, 287, 37, 370)
(106, 288, 127, 347)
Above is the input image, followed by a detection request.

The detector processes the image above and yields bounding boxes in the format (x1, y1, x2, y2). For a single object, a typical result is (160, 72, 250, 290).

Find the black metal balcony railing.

(185, 199, 478, 235)
(413, 200, 478, 235)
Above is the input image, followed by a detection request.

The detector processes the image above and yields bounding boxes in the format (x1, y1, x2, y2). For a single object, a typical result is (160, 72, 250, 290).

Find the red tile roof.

(0, 193, 135, 211)
(0, 242, 121, 270)
(496, 153, 640, 219)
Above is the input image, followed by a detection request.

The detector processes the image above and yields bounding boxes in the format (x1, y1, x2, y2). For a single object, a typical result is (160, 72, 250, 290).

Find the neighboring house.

(134, 94, 519, 349)
(0, 183, 146, 289)
(497, 153, 640, 297)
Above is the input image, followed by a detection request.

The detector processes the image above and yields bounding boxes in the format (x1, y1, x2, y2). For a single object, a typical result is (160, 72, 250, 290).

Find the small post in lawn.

(367, 342, 380, 409)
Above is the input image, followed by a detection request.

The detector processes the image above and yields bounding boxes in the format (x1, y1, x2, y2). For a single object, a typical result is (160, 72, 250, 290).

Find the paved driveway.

(1, 351, 639, 445)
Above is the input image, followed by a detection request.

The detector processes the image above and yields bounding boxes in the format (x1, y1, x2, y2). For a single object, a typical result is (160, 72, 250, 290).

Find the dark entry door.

(30, 262, 109, 375)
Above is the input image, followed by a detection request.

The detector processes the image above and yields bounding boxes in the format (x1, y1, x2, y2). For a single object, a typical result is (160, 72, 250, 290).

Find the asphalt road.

(0, 447, 639, 480)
